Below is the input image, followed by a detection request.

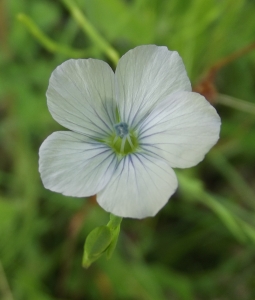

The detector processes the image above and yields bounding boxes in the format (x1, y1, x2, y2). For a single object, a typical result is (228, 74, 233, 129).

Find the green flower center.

(108, 122, 139, 156)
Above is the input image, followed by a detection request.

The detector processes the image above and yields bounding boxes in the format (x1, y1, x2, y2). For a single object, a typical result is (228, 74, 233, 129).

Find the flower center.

(109, 122, 139, 156)
(114, 122, 128, 138)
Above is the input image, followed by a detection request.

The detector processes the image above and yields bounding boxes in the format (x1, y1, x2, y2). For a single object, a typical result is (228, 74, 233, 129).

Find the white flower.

(39, 45, 221, 219)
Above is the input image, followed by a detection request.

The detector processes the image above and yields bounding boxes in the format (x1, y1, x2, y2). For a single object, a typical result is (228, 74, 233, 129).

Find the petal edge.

(39, 131, 117, 197)
(97, 154, 178, 218)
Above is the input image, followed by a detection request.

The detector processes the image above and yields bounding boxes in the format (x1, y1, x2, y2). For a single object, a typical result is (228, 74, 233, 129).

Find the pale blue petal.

(139, 92, 221, 168)
(115, 45, 191, 128)
(39, 131, 117, 197)
(97, 154, 178, 218)
(47, 59, 116, 139)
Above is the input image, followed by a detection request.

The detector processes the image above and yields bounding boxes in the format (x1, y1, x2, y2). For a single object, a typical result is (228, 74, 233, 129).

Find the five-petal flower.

(39, 45, 221, 219)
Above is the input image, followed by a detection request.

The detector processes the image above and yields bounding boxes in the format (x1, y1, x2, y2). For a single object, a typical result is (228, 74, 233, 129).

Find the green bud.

(82, 214, 123, 268)
(106, 224, 120, 259)
(105, 214, 122, 259)
(82, 225, 112, 268)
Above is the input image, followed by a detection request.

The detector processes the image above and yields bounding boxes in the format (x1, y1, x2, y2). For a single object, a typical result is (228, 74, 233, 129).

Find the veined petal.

(47, 59, 116, 139)
(115, 45, 191, 128)
(97, 154, 178, 218)
(39, 131, 117, 197)
(139, 92, 221, 168)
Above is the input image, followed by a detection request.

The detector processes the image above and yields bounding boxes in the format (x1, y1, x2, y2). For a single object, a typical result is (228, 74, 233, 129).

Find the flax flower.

(39, 45, 221, 218)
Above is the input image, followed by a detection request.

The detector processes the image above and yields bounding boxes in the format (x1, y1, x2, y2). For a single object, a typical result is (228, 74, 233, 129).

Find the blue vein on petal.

(49, 86, 111, 135)
(49, 106, 109, 139)
(52, 74, 114, 134)
(73, 62, 115, 128)
(45, 146, 115, 175)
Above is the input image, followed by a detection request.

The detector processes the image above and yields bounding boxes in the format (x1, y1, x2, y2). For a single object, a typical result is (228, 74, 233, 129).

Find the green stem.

(61, 0, 119, 65)
(177, 172, 254, 244)
(17, 13, 90, 58)
(217, 93, 255, 115)
(209, 151, 255, 210)
(202, 193, 247, 243)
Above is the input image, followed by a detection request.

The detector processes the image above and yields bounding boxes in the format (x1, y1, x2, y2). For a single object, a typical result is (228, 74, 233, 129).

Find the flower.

(39, 45, 221, 219)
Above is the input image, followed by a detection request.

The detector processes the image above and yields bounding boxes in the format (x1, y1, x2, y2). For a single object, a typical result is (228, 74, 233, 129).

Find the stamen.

(127, 135, 134, 149)
(120, 136, 127, 153)
(113, 136, 118, 145)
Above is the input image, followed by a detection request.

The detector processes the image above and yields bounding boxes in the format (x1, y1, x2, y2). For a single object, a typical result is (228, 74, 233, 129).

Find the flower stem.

(17, 13, 90, 58)
(61, 0, 120, 65)
(209, 151, 255, 210)
(217, 93, 255, 115)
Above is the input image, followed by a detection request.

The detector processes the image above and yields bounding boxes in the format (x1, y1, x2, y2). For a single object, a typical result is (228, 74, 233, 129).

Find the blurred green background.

(1, 0, 255, 299)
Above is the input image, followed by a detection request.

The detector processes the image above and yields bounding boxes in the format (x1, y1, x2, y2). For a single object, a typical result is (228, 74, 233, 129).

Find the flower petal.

(139, 91, 221, 168)
(47, 59, 116, 139)
(97, 154, 178, 218)
(115, 45, 191, 128)
(39, 131, 117, 197)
